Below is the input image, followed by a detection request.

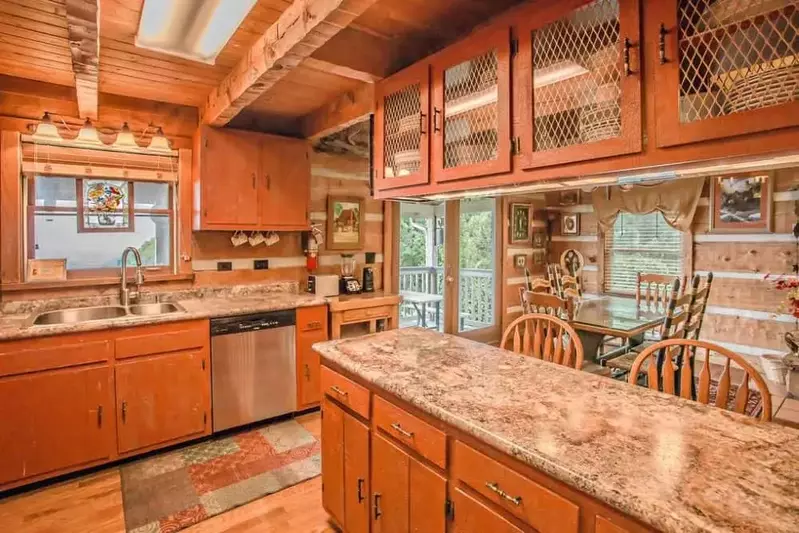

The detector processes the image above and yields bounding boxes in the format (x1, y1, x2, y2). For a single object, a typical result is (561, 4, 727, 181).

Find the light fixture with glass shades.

(26, 113, 175, 155)
(136, 0, 258, 64)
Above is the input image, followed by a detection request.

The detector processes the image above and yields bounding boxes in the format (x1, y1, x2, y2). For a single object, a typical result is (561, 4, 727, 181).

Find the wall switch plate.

(217, 261, 233, 271)
(514, 254, 527, 269)
(254, 260, 269, 270)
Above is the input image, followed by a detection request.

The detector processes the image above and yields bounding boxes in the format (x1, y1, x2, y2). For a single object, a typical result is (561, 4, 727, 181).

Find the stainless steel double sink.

(26, 302, 186, 327)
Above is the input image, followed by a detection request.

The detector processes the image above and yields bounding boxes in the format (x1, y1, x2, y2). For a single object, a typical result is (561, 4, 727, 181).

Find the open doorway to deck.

(397, 199, 501, 341)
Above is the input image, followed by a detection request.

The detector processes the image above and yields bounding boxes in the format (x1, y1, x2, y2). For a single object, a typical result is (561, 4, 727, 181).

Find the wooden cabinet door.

(410, 457, 447, 533)
(0, 366, 114, 487)
(519, 0, 642, 169)
(115, 351, 209, 454)
(297, 330, 326, 409)
(322, 397, 346, 526)
(371, 433, 410, 533)
(344, 414, 370, 533)
(451, 487, 524, 533)
(260, 135, 311, 229)
(199, 126, 261, 228)
(652, 0, 799, 147)
(431, 24, 512, 182)
(374, 62, 431, 191)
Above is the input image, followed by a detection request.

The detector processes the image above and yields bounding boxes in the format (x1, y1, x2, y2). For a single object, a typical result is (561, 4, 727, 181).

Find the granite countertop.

(314, 328, 799, 533)
(0, 290, 328, 341)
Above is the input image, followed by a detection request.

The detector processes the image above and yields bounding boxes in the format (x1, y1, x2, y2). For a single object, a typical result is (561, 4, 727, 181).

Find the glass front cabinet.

(653, 0, 799, 147)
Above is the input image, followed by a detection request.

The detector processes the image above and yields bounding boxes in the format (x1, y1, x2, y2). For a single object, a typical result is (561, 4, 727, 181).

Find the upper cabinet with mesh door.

(518, 0, 644, 169)
(651, 0, 799, 147)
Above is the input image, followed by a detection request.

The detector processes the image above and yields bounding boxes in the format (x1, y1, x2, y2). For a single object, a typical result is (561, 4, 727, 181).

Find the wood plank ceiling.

(0, 0, 527, 137)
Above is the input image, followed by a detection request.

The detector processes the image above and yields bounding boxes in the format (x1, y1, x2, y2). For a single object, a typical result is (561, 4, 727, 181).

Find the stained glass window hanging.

(79, 179, 133, 232)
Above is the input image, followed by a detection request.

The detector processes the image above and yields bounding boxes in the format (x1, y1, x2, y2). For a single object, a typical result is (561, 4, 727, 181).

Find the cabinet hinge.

(445, 498, 455, 521)
(510, 38, 519, 58)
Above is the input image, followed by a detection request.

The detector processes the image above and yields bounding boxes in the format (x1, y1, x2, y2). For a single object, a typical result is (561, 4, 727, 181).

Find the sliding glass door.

(398, 198, 500, 342)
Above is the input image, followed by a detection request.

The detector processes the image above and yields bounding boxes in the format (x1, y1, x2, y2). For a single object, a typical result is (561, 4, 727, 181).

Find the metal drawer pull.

(485, 482, 522, 506)
(391, 422, 414, 439)
(373, 493, 382, 520)
(357, 478, 365, 503)
(306, 321, 322, 330)
(330, 385, 349, 397)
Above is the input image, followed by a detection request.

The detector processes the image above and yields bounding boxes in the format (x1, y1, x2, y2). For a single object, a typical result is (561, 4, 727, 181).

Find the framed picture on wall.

(532, 232, 546, 248)
(327, 196, 365, 250)
(510, 203, 532, 244)
(709, 172, 773, 233)
(559, 190, 580, 206)
(561, 213, 580, 236)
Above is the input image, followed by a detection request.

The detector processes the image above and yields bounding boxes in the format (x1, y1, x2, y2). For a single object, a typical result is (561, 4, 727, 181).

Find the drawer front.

(596, 515, 632, 533)
(342, 306, 391, 323)
(297, 305, 328, 333)
(373, 396, 446, 469)
(320, 366, 370, 419)
(0, 338, 112, 377)
(115, 320, 208, 360)
(453, 441, 579, 533)
(452, 488, 524, 533)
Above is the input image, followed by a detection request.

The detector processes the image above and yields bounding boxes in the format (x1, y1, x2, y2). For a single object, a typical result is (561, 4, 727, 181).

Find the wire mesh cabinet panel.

(653, 0, 799, 147)
(431, 25, 512, 182)
(374, 62, 431, 191)
(519, 0, 643, 169)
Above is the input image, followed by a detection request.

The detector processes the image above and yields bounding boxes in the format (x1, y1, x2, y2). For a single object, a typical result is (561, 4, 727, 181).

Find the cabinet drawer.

(342, 305, 391, 323)
(373, 396, 446, 469)
(297, 305, 328, 333)
(596, 515, 632, 533)
(453, 441, 579, 533)
(452, 487, 524, 533)
(115, 320, 208, 360)
(321, 366, 370, 419)
(0, 338, 112, 377)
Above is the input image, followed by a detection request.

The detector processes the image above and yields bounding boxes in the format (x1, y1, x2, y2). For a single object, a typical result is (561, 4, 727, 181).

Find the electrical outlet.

(217, 261, 232, 271)
(514, 254, 527, 269)
(254, 260, 269, 270)
(365, 252, 376, 264)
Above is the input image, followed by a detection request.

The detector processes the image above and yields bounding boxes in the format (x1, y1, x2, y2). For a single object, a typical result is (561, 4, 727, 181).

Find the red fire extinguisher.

(304, 225, 323, 271)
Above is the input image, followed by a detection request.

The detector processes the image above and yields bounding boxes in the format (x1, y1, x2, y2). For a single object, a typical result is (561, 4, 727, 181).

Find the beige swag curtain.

(590, 178, 704, 233)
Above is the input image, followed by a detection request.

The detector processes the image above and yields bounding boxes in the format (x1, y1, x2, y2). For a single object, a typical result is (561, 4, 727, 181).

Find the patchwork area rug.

(120, 419, 321, 533)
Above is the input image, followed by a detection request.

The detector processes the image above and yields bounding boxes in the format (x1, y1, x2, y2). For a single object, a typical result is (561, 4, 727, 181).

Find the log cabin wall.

(537, 168, 799, 356)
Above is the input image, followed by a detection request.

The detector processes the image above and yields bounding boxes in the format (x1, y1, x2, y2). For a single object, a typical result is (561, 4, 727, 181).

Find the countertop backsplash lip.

(0, 281, 329, 341)
(313, 328, 799, 533)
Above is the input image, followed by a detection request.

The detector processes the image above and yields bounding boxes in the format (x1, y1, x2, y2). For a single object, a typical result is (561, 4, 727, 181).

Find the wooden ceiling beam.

(65, 0, 100, 120)
(202, 0, 380, 127)
(301, 82, 374, 140)
(303, 57, 382, 83)
(310, 27, 396, 80)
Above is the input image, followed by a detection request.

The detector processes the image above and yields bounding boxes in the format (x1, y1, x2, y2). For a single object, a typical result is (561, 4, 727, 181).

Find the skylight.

(136, 0, 257, 65)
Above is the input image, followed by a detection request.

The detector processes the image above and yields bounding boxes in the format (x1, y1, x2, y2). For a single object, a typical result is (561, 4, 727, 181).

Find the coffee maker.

(362, 267, 375, 293)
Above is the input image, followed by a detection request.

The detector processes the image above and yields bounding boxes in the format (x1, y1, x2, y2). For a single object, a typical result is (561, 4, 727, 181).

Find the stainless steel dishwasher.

(210, 310, 296, 432)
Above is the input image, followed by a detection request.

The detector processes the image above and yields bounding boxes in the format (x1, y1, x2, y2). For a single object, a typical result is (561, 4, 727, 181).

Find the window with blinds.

(603, 212, 683, 294)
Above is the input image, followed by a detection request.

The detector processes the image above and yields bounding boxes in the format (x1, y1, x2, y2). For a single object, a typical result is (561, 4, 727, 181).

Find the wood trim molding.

(1, 131, 22, 285)
(178, 149, 193, 276)
(382, 201, 400, 294)
(302, 57, 382, 83)
(682, 230, 694, 280)
(202, 0, 380, 126)
(302, 82, 375, 140)
(65, 0, 100, 120)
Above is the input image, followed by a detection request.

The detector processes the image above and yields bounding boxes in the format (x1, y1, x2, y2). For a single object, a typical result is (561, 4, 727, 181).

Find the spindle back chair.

(501, 313, 584, 370)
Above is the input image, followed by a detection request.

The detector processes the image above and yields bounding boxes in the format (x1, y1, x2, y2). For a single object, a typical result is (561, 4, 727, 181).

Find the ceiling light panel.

(136, 0, 257, 65)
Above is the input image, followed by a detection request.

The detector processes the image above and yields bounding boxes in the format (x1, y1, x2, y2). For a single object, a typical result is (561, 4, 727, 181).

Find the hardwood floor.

(0, 412, 334, 533)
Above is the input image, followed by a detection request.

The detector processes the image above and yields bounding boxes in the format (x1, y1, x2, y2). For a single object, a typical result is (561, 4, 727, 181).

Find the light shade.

(74, 119, 104, 147)
(136, 0, 257, 64)
(147, 127, 173, 154)
(113, 123, 140, 149)
(31, 113, 62, 142)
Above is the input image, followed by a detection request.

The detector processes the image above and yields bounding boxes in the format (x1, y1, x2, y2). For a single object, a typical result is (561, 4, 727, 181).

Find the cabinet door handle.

(97, 405, 103, 428)
(419, 112, 427, 135)
(357, 478, 365, 503)
(373, 493, 382, 520)
(251, 172, 256, 189)
(265, 174, 271, 190)
(658, 23, 668, 64)
(304, 364, 311, 380)
(329, 385, 348, 398)
(433, 108, 442, 133)
(391, 422, 414, 439)
(485, 482, 522, 506)
(623, 37, 637, 76)
(121, 401, 127, 424)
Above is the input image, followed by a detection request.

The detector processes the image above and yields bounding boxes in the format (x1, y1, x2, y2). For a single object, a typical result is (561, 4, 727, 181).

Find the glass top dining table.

(569, 295, 666, 361)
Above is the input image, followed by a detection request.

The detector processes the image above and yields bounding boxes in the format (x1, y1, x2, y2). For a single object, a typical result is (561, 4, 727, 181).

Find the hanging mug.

(264, 231, 280, 246)
(248, 231, 266, 247)
(230, 230, 248, 247)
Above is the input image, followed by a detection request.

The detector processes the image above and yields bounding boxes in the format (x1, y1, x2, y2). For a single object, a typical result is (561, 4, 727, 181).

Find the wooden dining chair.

(500, 313, 584, 370)
(546, 264, 562, 295)
(683, 272, 714, 340)
(628, 338, 772, 421)
(560, 274, 581, 297)
(528, 277, 552, 293)
(560, 249, 584, 294)
(519, 289, 575, 320)
(636, 273, 684, 308)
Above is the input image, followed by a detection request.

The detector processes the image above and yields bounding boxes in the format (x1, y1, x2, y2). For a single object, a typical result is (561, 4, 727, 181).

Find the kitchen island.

(313, 328, 799, 533)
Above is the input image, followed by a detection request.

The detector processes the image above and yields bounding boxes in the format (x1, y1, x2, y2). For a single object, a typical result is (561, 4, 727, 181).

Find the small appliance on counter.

(339, 254, 362, 295)
(307, 274, 340, 297)
(362, 266, 375, 293)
